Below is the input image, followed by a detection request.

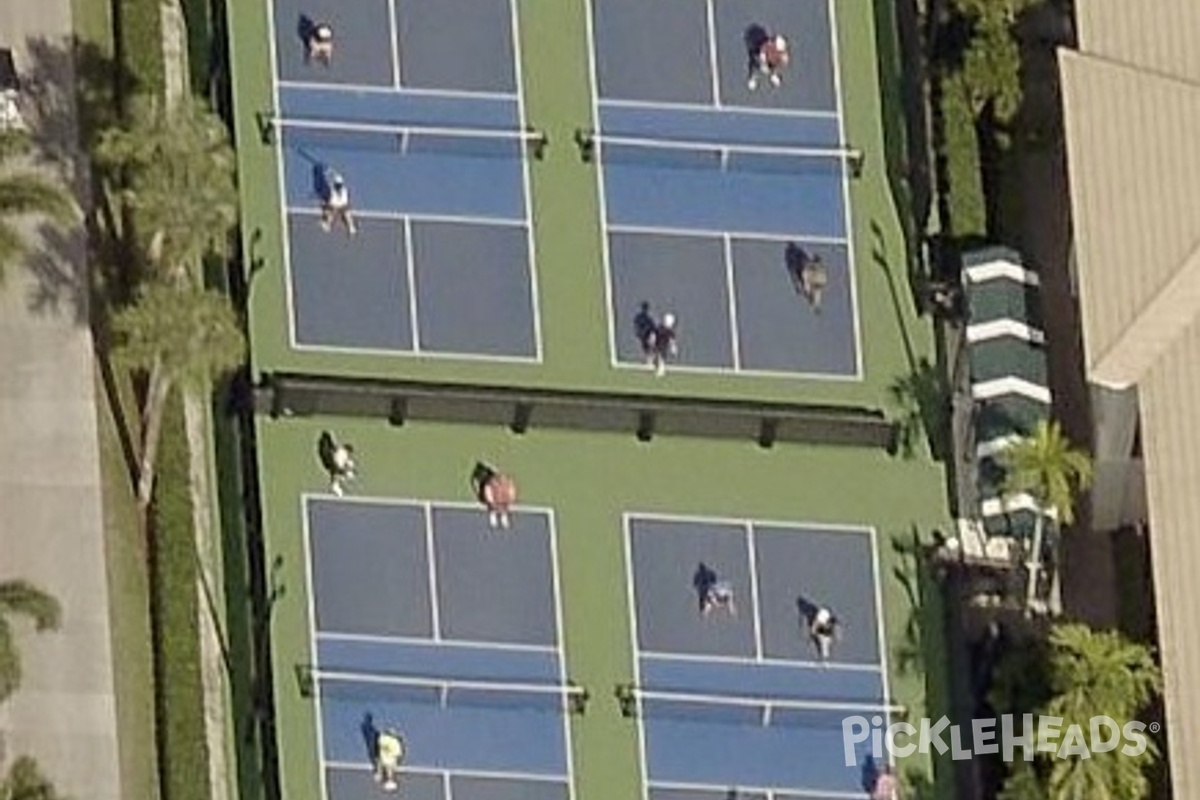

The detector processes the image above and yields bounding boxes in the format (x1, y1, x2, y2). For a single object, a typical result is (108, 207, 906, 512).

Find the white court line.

(826, 0, 865, 381)
(316, 630, 559, 654)
(722, 233, 742, 371)
(582, 0, 624, 375)
(641, 649, 883, 674)
(704, 0, 722, 108)
(289, 340, 540, 365)
(402, 216, 420, 350)
(650, 779, 866, 800)
(287, 207, 527, 229)
(626, 510, 873, 538)
(608, 222, 848, 248)
(443, 770, 453, 800)
(508, 0, 547, 366)
(423, 501, 442, 641)
(745, 522, 763, 660)
(387, 0, 401, 88)
(599, 96, 839, 120)
(326, 761, 570, 784)
(301, 492, 555, 519)
(621, 514, 653, 800)
(298, 493, 335, 800)
(868, 527, 897, 768)
(544, 507, 579, 799)
(277, 78, 519, 102)
(608, 358, 859, 383)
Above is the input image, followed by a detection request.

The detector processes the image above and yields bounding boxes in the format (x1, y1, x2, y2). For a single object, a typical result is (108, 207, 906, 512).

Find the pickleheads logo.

(842, 714, 1156, 766)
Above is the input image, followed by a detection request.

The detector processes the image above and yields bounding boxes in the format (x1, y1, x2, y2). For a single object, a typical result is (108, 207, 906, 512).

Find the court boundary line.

(545, 507, 580, 800)
(625, 511, 873, 538)
(387, 0, 401, 88)
(298, 486, 334, 800)
(315, 630, 559, 655)
(326, 760, 571, 785)
(423, 500, 442, 641)
(300, 492, 556, 523)
(640, 649, 882, 674)
(599, 96, 839, 120)
(648, 778, 867, 800)
(621, 513, 653, 800)
(745, 521, 763, 660)
(722, 233, 742, 371)
(403, 217, 421, 350)
(508, 0, 547, 364)
(278, 79, 519, 102)
(582, 0, 622, 384)
(826, 0, 865, 381)
(867, 526, 897, 768)
(704, 0, 722, 108)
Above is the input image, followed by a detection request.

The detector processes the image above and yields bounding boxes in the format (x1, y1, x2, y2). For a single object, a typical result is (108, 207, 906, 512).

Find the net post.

(510, 402, 533, 435)
(847, 147, 865, 179)
(758, 418, 778, 449)
(574, 128, 596, 163)
(636, 411, 655, 443)
(294, 663, 315, 698)
(567, 682, 590, 716)
(615, 683, 638, 718)
(525, 126, 549, 161)
(256, 110, 277, 146)
(388, 398, 408, 427)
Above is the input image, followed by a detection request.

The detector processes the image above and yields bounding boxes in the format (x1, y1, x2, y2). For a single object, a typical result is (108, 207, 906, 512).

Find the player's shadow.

(796, 594, 822, 652)
(743, 24, 770, 63)
(634, 301, 655, 346)
(307, 159, 333, 202)
(861, 752, 884, 792)
(297, 15, 318, 57)
(784, 243, 809, 294)
(317, 431, 339, 474)
(360, 712, 381, 763)
(693, 563, 718, 609)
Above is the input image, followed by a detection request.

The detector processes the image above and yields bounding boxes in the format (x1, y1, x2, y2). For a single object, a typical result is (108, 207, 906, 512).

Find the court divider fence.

(252, 373, 899, 451)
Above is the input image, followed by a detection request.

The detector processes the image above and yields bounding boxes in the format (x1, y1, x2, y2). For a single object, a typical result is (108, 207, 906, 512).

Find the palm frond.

(0, 580, 63, 631)
(0, 175, 77, 223)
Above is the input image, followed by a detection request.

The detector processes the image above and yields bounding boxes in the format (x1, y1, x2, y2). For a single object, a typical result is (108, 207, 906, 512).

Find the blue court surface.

(589, 0, 862, 379)
(303, 497, 574, 800)
(269, 0, 541, 361)
(624, 514, 893, 799)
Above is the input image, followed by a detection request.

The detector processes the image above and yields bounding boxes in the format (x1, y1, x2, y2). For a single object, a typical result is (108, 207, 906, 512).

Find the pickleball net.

(574, 128, 863, 178)
(616, 683, 904, 727)
(259, 113, 550, 160)
(295, 664, 590, 714)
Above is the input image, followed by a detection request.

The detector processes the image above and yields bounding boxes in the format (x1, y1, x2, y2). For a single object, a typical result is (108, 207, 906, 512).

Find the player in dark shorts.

(810, 607, 839, 662)
(745, 27, 790, 91)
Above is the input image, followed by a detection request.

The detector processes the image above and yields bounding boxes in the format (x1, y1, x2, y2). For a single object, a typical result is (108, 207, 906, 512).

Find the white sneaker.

(489, 510, 500, 528)
(747, 76, 758, 91)
(770, 73, 782, 87)
(500, 513, 511, 530)
(655, 360, 666, 378)
(331, 480, 344, 497)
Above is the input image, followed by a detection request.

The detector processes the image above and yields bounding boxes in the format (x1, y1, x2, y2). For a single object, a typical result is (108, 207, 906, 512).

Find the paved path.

(0, 3, 121, 800)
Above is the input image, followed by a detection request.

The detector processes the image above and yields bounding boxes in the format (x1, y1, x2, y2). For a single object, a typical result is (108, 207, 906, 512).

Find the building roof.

(1060, 2, 1200, 793)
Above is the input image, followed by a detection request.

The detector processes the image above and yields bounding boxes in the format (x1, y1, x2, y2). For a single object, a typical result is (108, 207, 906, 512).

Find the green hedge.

(940, 72, 987, 241)
(150, 393, 213, 800)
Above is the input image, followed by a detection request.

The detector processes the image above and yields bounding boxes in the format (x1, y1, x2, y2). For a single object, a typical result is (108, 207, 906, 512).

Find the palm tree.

(1, 755, 66, 800)
(998, 419, 1092, 610)
(113, 281, 245, 514)
(94, 95, 237, 286)
(1043, 624, 1162, 800)
(0, 580, 62, 703)
(0, 131, 77, 283)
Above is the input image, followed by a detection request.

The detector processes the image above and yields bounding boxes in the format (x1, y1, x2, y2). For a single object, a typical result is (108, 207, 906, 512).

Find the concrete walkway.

(0, 3, 121, 800)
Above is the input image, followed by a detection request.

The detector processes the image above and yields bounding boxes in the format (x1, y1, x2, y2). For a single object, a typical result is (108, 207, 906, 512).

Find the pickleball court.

(269, 0, 541, 361)
(302, 496, 576, 800)
(588, 0, 862, 378)
(624, 513, 895, 798)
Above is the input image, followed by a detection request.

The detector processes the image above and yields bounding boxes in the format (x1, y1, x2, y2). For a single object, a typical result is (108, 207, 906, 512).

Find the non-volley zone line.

(640, 650, 882, 674)
(259, 113, 550, 159)
(599, 96, 839, 120)
(317, 631, 559, 655)
(277, 80, 519, 103)
(327, 761, 570, 785)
